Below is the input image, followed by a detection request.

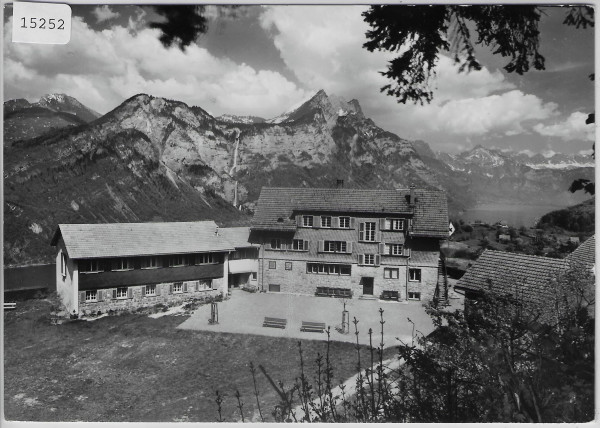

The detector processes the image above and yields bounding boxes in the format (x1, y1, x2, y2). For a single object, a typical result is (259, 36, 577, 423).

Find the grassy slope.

(4, 300, 393, 422)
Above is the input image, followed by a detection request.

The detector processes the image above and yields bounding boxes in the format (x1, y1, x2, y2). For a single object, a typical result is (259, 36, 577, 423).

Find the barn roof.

(251, 187, 448, 238)
(455, 250, 568, 306)
(51, 221, 235, 259)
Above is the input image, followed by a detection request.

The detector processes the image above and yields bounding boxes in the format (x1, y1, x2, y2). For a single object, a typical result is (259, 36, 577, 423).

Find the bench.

(263, 317, 287, 329)
(3, 302, 16, 310)
(315, 287, 352, 298)
(381, 290, 400, 301)
(301, 321, 326, 333)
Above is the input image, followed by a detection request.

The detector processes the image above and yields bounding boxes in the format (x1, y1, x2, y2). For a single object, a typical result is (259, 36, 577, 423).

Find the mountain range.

(3, 91, 594, 265)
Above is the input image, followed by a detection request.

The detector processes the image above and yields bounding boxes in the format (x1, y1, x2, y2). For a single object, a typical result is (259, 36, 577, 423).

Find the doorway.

(362, 277, 374, 295)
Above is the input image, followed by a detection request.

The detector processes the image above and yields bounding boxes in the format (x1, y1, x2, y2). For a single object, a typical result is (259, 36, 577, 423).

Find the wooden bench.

(301, 321, 326, 333)
(3, 302, 16, 310)
(263, 317, 287, 329)
(381, 290, 399, 301)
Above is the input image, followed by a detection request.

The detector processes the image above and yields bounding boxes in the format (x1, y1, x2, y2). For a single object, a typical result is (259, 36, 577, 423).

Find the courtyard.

(179, 289, 464, 348)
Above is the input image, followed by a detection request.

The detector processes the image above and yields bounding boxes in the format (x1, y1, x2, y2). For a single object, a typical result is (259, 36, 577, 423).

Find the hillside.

(3, 94, 101, 146)
(536, 198, 595, 232)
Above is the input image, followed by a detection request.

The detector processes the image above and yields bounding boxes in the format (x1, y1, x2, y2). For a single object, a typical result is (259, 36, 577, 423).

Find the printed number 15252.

(20, 17, 65, 30)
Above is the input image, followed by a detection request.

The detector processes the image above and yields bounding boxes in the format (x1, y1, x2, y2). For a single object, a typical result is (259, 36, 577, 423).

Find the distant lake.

(457, 203, 564, 228)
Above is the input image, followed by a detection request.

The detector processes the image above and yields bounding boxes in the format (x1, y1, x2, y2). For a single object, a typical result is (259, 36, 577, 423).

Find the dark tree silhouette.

(148, 5, 208, 49)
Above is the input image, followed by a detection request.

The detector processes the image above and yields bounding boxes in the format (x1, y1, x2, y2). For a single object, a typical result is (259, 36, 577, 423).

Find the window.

(307, 263, 351, 275)
(169, 255, 186, 267)
(269, 261, 276, 269)
(384, 268, 399, 279)
(172, 282, 183, 293)
(195, 253, 215, 264)
(385, 218, 404, 231)
(85, 290, 97, 302)
(80, 259, 103, 273)
(323, 240, 347, 253)
(292, 239, 307, 251)
(116, 287, 128, 299)
(409, 268, 422, 282)
(142, 257, 159, 269)
(385, 244, 404, 256)
(339, 217, 350, 228)
(60, 253, 67, 277)
(145, 285, 156, 296)
(251, 272, 257, 280)
(285, 262, 293, 270)
(364, 254, 375, 265)
(303, 215, 313, 227)
(112, 258, 132, 271)
(408, 292, 421, 300)
(359, 222, 376, 241)
(196, 280, 212, 290)
(321, 216, 332, 228)
(270, 239, 282, 250)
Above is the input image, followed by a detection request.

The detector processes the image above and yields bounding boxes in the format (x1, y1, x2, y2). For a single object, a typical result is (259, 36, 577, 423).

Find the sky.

(3, 4, 595, 155)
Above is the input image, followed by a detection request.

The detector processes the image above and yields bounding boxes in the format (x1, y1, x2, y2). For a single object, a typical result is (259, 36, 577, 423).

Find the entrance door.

(362, 277, 374, 295)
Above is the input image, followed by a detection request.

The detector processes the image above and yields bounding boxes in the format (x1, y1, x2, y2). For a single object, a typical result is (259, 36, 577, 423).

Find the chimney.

(215, 226, 219, 236)
(336, 179, 344, 188)
(409, 185, 416, 206)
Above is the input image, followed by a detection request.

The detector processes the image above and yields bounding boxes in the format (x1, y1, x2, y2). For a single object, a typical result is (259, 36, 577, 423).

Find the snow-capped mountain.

(216, 114, 265, 125)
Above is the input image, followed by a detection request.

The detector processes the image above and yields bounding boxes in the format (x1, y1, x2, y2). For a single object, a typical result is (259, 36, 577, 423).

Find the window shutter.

(183, 283, 188, 293)
(358, 254, 364, 265)
(169, 284, 173, 294)
(332, 217, 339, 228)
(318, 240, 324, 252)
(127, 287, 133, 299)
(404, 248, 411, 257)
(79, 291, 86, 303)
(347, 241, 353, 254)
(112, 289, 117, 299)
(156, 286, 161, 296)
(375, 254, 381, 266)
(378, 243, 385, 254)
(379, 218, 386, 230)
(97, 290, 103, 302)
(303, 240, 309, 251)
(296, 215, 302, 227)
(312, 216, 318, 227)
(141, 286, 146, 296)
(350, 217, 356, 229)
(359, 223, 364, 241)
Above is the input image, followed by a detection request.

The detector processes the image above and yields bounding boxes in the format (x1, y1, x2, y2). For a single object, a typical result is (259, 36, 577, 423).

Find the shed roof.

(218, 227, 258, 249)
(51, 221, 235, 259)
(251, 187, 448, 238)
(565, 235, 595, 268)
(455, 250, 568, 306)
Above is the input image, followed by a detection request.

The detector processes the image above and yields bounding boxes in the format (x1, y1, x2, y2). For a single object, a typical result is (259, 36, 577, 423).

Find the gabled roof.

(565, 235, 595, 268)
(219, 227, 258, 248)
(251, 187, 448, 238)
(455, 250, 568, 306)
(51, 221, 234, 259)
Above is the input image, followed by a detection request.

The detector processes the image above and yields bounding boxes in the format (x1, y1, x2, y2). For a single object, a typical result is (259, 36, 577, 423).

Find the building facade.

(220, 227, 260, 290)
(51, 221, 241, 315)
(249, 187, 449, 302)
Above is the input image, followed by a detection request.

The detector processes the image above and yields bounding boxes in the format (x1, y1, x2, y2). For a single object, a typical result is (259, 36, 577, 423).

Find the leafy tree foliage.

(362, 5, 593, 105)
(148, 5, 208, 49)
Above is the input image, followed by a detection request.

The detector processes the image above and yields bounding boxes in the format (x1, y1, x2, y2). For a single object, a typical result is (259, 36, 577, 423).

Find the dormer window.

(384, 218, 404, 231)
(321, 216, 332, 228)
(303, 215, 313, 227)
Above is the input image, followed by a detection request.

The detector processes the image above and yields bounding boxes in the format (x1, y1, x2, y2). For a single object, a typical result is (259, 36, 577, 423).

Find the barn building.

(50, 221, 256, 315)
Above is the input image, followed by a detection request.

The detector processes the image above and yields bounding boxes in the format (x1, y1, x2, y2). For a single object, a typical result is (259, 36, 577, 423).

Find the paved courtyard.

(178, 290, 464, 348)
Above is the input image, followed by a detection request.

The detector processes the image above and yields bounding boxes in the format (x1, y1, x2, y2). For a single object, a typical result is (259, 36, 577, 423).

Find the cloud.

(3, 15, 309, 118)
(258, 5, 554, 146)
(92, 5, 120, 23)
(533, 111, 595, 142)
